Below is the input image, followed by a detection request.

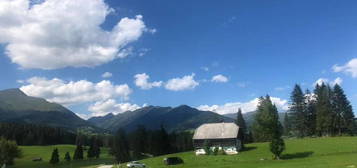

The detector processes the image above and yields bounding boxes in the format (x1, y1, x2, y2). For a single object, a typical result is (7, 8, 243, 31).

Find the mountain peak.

(0, 88, 27, 96)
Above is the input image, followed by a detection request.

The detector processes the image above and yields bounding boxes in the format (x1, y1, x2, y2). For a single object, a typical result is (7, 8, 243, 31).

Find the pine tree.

(49, 148, 59, 164)
(93, 138, 101, 159)
(315, 83, 334, 136)
(331, 84, 355, 135)
(270, 135, 285, 160)
(283, 112, 291, 136)
(64, 152, 71, 162)
(87, 143, 95, 159)
(269, 104, 285, 159)
(73, 145, 83, 160)
(236, 108, 246, 147)
(289, 84, 307, 137)
(305, 89, 316, 136)
(252, 95, 282, 142)
(110, 128, 130, 164)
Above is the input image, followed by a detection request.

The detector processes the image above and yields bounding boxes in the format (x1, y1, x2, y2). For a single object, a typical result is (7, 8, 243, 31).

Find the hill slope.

(141, 137, 357, 168)
(88, 105, 235, 132)
(0, 88, 95, 130)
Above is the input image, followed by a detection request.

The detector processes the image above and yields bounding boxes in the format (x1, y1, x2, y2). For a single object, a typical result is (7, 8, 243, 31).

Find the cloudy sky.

(1, 0, 357, 119)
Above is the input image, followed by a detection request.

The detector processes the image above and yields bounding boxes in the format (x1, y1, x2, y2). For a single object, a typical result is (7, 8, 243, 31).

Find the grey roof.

(193, 123, 239, 140)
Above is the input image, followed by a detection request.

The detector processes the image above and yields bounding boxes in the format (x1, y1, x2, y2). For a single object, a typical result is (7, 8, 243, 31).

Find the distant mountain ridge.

(88, 105, 235, 132)
(0, 88, 97, 131)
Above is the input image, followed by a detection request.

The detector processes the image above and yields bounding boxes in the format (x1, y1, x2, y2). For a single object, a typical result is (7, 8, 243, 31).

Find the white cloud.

(197, 97, 289, 115)
(102, 72, 113, 78)
(138, 48, 150, 57)
(134, 73, 162, 90)
(88, 99, 142, 116)
(211, 74, 229, 83)
(165, 74, 199, 91)
(75, 113, 91, 120)
(20, 77, 132, 106)
(333, 58, 357, 78)
(314, 78, 329, 86)
(331, 77, 343, 85)
(313, 77, 343, 86)
(0, 0, 151, 69)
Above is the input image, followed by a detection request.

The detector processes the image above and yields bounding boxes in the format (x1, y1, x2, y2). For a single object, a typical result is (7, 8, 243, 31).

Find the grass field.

(11, 145, 115, 168)
(9, 137, 357, 168)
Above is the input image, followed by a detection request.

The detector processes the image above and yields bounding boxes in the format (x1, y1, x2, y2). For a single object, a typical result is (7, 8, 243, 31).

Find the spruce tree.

(49, 148, 59, 164)
(283, 112, 291, 136)
(289, 84, 307, 137)
(87, 143, 95, 159)
(305, 89, 317, 136)
(332, 84, 355, 135)
(110, 128, 130, 164)
(73, 145, 84, 160)
(64, 152, 71, 162)
(315, 83, 333, 136)
(269, 105, 285, 160)
(252, 95, 282, 142)
(236, 108, 246, 147)
(93, 138, 101, 159)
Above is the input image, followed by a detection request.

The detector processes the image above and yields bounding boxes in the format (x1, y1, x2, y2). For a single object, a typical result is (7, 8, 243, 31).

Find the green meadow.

(10, 137, 357, 168)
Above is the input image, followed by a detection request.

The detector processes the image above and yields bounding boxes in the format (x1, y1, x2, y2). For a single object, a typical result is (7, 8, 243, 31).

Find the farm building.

(192, 122, 241, 155)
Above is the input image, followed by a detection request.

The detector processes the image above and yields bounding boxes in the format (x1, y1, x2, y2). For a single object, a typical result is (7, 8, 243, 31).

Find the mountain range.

(0, 88, 95, 131)
(88, 105, 235, 132)
(0, 88, 236, 133)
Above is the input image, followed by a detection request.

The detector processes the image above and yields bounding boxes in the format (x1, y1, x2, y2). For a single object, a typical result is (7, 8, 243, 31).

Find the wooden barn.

(192, 122, 241, 155)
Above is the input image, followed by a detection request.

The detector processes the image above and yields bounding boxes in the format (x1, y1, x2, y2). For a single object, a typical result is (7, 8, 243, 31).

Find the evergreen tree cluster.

(110, 125, 193, 163)
(0, 123, 76, 145)
(287, 83, 355, 137)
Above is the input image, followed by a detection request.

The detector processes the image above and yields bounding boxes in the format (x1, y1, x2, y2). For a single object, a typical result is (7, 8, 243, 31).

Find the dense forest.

(0, 123, 76, 145)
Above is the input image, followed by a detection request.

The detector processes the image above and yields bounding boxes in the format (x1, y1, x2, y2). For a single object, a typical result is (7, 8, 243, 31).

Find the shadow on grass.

(281, 151, 314, 160)
(241, 146, 257, 152)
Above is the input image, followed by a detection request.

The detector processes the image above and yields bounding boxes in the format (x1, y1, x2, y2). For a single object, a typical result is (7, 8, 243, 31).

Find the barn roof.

(192, 122, 239, 140)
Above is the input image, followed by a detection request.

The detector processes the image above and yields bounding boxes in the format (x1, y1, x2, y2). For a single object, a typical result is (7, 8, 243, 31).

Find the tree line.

(286, 83, 355, 137)
(110, 125, 193, 163)
(0, 123, 76, 145)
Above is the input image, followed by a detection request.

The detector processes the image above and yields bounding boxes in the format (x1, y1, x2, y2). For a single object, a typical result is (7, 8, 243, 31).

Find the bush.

(218, 149, 226, 155)
(0, 137, 22, 166)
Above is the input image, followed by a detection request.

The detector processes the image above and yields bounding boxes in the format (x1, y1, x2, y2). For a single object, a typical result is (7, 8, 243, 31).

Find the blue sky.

(1, 0, 357, 118)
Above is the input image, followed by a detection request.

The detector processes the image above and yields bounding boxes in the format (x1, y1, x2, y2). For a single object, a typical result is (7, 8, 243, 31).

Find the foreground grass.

(11, 145, 115, 168)
(141, 137, 357, 168)
(10, 137, 357, 168)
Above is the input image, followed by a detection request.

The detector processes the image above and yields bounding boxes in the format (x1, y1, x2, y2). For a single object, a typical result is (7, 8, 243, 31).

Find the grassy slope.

(12, 145, 115, 168)
(10, 137, 357, 168)
(141, 137, 357, 168)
